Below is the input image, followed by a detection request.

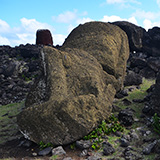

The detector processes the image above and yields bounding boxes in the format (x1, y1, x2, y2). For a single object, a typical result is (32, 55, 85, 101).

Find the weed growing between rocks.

(39, 141, 53, 150)
(83, 114, 124, 150)
(152, 113, 160, 135)
(114, 78, 155, 119)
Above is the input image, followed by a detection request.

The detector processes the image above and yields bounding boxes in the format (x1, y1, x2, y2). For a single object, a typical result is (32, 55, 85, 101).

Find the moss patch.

(114, 78, 155, 119)
(0, 101, 24, 145)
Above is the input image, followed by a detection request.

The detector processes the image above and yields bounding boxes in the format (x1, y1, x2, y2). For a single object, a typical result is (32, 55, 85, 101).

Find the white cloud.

(0, 19, 10, 33)
(106, 0, 125, 4)
(16, 33, 35, 44)
(101, 15, 124, 22)
(81, 11, 88, 16)
(0, 35, 10, 45)
(0, 18, 56, 47)
(76, 17, 93, 25)
(143, 19, 153, 31)
(157, 0, 160, 7)
(128, 17, 138, 25)
(132, 10, 160, 20)
(101, 15, 138, 25)
(129, 0, 141, 5)
(53, 10, 77, 23)
(106, 0, 140, 4)
(53, 34, 67, 46)
(143, 19, 160, 31)
(20, 18, 54, 33)
(12, 18, 54, 46)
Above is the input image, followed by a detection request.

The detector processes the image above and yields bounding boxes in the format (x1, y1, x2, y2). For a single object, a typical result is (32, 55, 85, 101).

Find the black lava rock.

(118, 108, 134, 126)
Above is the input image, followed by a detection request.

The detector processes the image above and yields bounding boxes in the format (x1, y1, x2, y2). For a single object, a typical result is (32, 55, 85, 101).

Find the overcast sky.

(1, 0, 160, 46)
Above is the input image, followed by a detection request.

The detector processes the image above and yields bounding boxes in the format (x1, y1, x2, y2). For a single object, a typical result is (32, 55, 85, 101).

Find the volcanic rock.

(112, 21, 146, 52)
(113, 21, 160, 57)
(124, 71, 142, 86)
(149, 71, 160, 115)
(147, 27, 160, 57)
(0, 44, 41, 105)
(103, 142, 115, 155)
(118, 108, 134, 126)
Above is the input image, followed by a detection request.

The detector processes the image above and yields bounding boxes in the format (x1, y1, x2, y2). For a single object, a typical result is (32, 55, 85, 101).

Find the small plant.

(25, 77, 31, 81)
(31, 57, 37, 61)
(21, 74, 25, 78)
(21, 74, 32, 81)
(91, 136, 103, 150)
(152, 113, 160, 134)
(106, 114, 124, 134)
(39, 141, 53, 150)
(84, 114, 124, 150)
(70, 142, 76, 150)
(50, 155, 58, 160)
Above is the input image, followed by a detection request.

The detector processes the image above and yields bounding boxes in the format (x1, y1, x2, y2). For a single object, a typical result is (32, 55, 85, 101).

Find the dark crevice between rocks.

(102, 64, 115, 77)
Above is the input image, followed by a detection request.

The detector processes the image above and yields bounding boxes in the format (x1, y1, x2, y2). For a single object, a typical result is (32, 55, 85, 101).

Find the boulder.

(103, 142, 115, 155)
(139, 67, 156, 79)
(147, 57, 160, 72)
(147, 27, 160, 57)
(150, 71, 160, 115)
(112, 21, 146, 52)
(36, 29, 53, 46)
(124, 71, 142, 86)
(130, 57, 147, 69)
(118, 108, 134, 126)
(62, 22, 129, 91)
(112, 21, 160, 58)
(17, 22, 129, 146)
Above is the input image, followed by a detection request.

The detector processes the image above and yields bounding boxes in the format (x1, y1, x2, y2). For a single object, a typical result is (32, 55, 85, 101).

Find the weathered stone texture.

(17, 22, 129, 145)
(62, 22, 129, 91)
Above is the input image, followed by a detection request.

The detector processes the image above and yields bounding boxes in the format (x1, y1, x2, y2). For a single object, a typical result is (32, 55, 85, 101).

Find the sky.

(0, 0, 160, 47)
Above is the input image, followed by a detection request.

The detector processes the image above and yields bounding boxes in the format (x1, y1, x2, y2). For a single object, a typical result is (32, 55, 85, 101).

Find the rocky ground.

(0, 44, 42, 106)
(0, 78, 160, 160)
(1, 21, 160, 159)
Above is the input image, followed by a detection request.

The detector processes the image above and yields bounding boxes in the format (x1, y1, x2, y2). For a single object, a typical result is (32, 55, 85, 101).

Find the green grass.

(107, 135, 120, 148)
(143, 153, 157, 160)
(114, 78, 155, 119)
(127, 78, 155, 101)
(0, 101, 24, 119)
(112, 78, 159, 160)
(84, 114, 124, 150)
(50, 155, 59, 160)
(0, 101, 25, 144)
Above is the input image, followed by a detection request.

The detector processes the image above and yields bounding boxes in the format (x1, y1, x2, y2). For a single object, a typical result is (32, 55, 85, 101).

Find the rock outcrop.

(17, 22, 129, 146)
(112, 21, 160, 79)
(147, 27, 160, 57)
(36, 29, 53, 46)
(112, 21, 160, 57)
(112, 21, 146, 52)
